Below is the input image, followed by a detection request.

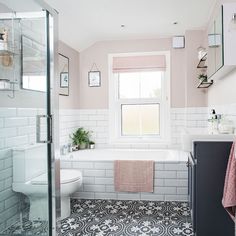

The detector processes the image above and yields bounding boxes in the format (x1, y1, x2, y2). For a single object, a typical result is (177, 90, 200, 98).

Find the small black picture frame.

(60, 72, 69, 88)
(88, 71, 101, 87)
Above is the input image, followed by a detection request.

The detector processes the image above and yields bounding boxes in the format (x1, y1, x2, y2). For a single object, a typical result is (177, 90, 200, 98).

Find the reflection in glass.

(21, 34, 46, 92)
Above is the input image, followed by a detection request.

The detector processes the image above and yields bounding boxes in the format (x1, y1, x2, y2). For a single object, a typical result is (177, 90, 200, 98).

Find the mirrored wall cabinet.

(207, 3, 236, 80)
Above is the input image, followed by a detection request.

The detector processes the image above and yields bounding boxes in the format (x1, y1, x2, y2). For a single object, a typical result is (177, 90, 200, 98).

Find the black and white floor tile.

(58, 199, 194, 236)
(2, 217, 48, 235)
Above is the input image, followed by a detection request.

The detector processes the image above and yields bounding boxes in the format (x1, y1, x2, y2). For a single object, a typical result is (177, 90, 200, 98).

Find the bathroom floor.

(2, 218, 48, 235)
(58, 199, 193, 236)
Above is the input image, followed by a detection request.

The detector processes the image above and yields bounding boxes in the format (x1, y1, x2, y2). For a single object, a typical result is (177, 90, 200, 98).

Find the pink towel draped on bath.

(222, 141, 236, 221)
(114, 160, 154, 192)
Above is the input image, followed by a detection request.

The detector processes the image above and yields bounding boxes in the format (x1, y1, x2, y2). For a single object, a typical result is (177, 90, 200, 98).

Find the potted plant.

(198, 73, 207, 82)
(70, 127, 90, 150)
(89, 141, 95, 149)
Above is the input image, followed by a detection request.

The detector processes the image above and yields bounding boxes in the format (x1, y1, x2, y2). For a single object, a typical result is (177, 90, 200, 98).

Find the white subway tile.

(95, 193, 116, 199)
(95, 178, 113, 185)
(5, 136, 28, 148)
(140, 194, 164, 201)
(165, 195, 188, 201)
(177, 171, 188, 179)
(177, 187, 188, 195)
(97, 121, 108, 127)
(0, 118, 3, 128)
(106, 185, 115, 192)
(79, 110, 97, 115)
(72, 192, 95, 199)
(154, 179, 164, 187)
(18, 126, 35, 135)
(72, 162, 94, 169)
(60, 161, 72, 169)
(89, 115, 106, 121)
(94, 162, 113, 169)
(5, 118, 28, 127)
(28, 117, 36, 125)
(83, 177, 95, 185)
(155, 171, 176, 179)
(83, 170, 105, 177)
(17, 108, 37, 117)
(154, 187, 176, 194)
(0, 108, 17, 117)
(0, 128, 17, 138)
(164, 179, 188, 187)
(117, 193, 140, 200)
(0, 149, 11, 160)
(105, 170, 113, 177)
(84, 184, 105, 192)
(164, 163, 187, 171)
(0, 139, 4, 149)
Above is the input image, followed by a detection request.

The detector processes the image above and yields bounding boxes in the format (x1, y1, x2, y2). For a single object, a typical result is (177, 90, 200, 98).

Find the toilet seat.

(31, 169, 82, 185)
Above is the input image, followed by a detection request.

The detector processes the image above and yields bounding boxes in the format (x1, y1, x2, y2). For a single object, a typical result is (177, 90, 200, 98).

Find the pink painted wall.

(79, 33, 207, 109)
(59, 41, 80, 109)
(185, 30, 208, 107)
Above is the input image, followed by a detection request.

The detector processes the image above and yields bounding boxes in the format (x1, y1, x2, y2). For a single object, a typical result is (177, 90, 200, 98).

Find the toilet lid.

(31, 169, 82, 185)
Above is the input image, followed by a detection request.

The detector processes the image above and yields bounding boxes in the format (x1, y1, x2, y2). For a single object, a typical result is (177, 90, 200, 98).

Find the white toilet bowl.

(13, 169, 82, 220)
(12, 145, 82, 221)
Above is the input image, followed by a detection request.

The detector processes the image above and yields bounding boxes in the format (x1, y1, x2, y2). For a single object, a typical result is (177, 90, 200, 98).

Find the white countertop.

(182, 134, 235, 152)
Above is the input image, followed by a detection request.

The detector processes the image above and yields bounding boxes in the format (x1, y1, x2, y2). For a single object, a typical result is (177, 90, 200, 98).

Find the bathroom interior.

(0, 0, 236, 235)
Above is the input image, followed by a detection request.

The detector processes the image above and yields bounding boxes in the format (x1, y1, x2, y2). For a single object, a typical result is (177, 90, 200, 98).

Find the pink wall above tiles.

(78, 31, 207, 109)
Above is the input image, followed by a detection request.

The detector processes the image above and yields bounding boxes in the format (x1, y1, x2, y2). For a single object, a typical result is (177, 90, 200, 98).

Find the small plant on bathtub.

(89, 141, 95, 149)
(70, 127, 90, 150)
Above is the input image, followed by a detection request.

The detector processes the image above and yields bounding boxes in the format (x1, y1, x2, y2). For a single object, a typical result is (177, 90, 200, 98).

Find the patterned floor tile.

(58, 199, 194, 236)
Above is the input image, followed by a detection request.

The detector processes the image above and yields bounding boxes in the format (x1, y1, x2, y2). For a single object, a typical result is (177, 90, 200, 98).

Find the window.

(109, 52, 170, 144)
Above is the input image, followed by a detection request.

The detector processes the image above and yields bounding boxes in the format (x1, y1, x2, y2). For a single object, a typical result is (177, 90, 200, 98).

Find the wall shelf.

(197, 79, 213, 88)
(197, 53, 207, 69)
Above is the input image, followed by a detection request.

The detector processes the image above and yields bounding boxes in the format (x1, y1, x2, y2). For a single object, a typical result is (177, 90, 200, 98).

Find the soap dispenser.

(208, 109, 219, 134)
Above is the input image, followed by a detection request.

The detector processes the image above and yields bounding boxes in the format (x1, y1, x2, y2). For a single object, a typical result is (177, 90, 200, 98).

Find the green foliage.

(198, 73, 207, 81)
(70, 127, 91, 146)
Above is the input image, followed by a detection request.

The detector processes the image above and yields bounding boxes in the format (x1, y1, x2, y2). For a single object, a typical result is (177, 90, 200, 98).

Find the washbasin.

(181, 134, 235, 152)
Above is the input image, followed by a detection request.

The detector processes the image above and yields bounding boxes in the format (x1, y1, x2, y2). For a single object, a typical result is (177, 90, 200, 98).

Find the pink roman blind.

(113, 55, 166, 73)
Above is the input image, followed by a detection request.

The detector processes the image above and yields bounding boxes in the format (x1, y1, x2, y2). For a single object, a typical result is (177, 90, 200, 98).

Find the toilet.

(12, 144, 82, 220)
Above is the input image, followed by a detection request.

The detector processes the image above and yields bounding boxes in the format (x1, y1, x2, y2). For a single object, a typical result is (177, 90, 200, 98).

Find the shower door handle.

(36, 115, 52, 143)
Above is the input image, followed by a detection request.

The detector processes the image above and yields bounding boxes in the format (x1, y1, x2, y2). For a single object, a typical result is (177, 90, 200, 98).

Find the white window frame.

(108, 51, 171, 145)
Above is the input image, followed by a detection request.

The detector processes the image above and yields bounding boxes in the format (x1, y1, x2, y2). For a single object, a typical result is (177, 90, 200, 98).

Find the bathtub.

(61, 149, 188, 202)
(61, 148, 188, 162)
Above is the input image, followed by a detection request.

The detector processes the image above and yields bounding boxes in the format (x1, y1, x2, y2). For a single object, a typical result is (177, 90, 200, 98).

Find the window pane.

(119, 72, 139, 98)
(122, 105, 140, 135)
(140, 71, 162, 98)
(122, 104, 160, 136)
(118, 71, 162, 99)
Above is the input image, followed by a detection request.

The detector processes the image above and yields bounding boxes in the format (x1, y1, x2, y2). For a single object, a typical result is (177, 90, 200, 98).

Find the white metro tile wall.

(208, 103, 236, 128)
(0, 108, 46, 231)
(59, 108, 209, 148)
(60, 160, 188, 201)
(59, 109, 109, 147)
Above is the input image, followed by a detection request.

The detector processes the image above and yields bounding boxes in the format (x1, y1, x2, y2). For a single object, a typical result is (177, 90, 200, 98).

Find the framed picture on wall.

(88, 71, 101, 87)
(60, 72, 69, 87)
(59, 53, 69, 96)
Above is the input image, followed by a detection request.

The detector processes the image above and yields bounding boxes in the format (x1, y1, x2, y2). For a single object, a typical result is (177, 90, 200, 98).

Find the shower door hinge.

(36, 114, 53, 144)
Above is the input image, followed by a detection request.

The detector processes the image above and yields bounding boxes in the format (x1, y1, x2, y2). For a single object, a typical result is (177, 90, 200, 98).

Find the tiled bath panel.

(58, 199, 193, 236)
(61, 160, 188, 201)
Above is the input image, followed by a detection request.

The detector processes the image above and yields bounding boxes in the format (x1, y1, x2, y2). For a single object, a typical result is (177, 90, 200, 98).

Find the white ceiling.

(31, 1, 219, 51)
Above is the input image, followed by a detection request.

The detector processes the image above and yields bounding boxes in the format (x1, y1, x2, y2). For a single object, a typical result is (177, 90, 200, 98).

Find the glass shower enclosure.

(0, 0, 59, 235)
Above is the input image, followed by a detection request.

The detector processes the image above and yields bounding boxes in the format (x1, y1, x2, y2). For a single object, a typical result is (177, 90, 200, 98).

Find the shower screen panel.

(0, 1, 59, 235)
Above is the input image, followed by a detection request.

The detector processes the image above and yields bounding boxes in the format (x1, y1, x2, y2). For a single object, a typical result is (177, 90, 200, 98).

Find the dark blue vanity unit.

(188, 141, 234, 236)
